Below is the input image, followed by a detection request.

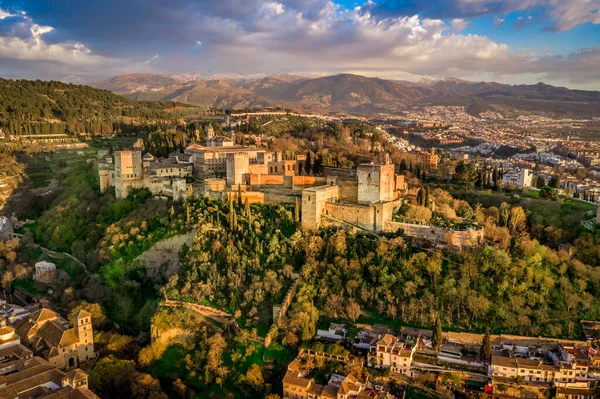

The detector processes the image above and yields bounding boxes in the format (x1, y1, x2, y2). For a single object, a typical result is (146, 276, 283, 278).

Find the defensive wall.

(384, 221, 484, 247)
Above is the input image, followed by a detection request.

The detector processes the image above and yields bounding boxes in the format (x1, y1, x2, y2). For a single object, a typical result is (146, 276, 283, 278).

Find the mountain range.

(92, 73, 600, 118)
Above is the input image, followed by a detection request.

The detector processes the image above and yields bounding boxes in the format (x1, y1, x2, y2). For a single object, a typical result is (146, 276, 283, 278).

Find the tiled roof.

(491, 355, 518, 368)
(376, 334, 396, 347)
(71, 310, 91, 321)
(282, 370, 311, 389)
(31, 308, 59, 324)
(38, 320, 66, 348)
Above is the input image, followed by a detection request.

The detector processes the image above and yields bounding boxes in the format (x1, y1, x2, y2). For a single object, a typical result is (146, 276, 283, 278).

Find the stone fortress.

(302, 156, 406, 232)
(98, 139, 192, 201)
(96, 125, 481, 246)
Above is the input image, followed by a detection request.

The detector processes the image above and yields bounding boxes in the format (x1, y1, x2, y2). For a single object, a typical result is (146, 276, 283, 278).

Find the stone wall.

(323, 167, 357, 179)
(325, 201, 375, 230)
(384, 221, 484, 247)
(338, 181, 359, 203)
(249, 174, 285, 186)
(290, 176, 326, 187)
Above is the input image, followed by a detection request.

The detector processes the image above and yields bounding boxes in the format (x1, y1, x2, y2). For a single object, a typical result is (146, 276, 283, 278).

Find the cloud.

(0, 11, 106, 65)
(0, 1, 599, 89)
(493, 15, 505, 27)
(450, 18, 469, 33)
(513, 15, 533, 31)
(145, 53, 159, 64)
(545, 0, 600, 31)
(364, 0, 600, 31)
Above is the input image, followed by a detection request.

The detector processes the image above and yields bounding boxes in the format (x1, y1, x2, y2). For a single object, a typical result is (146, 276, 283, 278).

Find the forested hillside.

(0, 79, 203, 136)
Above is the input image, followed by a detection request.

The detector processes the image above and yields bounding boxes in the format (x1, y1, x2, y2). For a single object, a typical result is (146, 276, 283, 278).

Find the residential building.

(502, 168, 533, 188)
(556, 387, 598, 399)
(369, 334, 418, 376)
(397, 149, 439, 169)
(0, 356, 98, 398)
(282, 359, 380, 399)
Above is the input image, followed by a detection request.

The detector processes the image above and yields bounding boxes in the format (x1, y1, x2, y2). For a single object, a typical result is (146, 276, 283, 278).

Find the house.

(282, 359, 380, 399)
(15, 309, 94, 370)
(556, 387, 598, 399)
(369, 334, 418, 376)
(0, 356, 99, 398)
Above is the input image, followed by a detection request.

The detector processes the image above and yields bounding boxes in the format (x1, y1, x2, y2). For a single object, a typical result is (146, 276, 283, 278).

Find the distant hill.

(0, 78, 203, 136)
(93, 73, 600, 118)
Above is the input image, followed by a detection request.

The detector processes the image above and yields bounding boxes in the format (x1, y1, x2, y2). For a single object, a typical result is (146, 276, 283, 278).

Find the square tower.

(73, 309, 94, 364)
(226, 152, 250, 186)
(357, 161, 395, 204)
(114, 150, 143, 198)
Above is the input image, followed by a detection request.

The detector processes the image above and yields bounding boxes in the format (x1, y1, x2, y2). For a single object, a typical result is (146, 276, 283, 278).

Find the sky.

(0, 0, 599, 89)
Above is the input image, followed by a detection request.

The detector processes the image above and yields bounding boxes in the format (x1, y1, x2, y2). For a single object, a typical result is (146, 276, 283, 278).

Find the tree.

(245, 364, 264, 388)
(399, 159, 407, 172)
(536, 176, 546, 188)
(172, 379, 187, 398)
(130, 372, 168, 399)
(539, 186, 558, 201)
(294, 198, 300, 223)
(454, 161, 478, 187)
(89, 355, 136, 397)
(549, 175, 560, 189)
(405, 206, 432, 224)
(481, 328, 492, 362)
(432, 317, 443, 351)
(346, 299, 361, 322)
(416, 188, 425, 206)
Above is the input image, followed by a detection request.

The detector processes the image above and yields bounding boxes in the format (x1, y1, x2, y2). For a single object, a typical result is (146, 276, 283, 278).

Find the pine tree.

(432, 317, 442, 352)
(481, 327, 492, 362)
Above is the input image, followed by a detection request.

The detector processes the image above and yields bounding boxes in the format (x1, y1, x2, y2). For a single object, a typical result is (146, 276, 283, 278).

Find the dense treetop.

(0, 78, 201, 136)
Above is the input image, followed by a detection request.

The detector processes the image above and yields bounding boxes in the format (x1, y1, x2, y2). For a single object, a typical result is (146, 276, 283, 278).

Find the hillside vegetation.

(0, 78, 203, 136)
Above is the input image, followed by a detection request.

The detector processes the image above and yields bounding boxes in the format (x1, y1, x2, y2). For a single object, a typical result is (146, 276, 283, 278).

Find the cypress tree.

(416, 188, 424, 206)
(432, 317, 443, 352)
(481, 327, 492, 362)
(400, 159, 407, 172)
(294, 198, 300, 223)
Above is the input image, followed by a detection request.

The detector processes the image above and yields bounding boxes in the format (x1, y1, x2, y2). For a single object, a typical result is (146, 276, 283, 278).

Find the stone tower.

(73, 309, 94, 364)
(206, 124, 215, 141)
(357, 159, 395, 204)
(114, 150, 143, 198)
